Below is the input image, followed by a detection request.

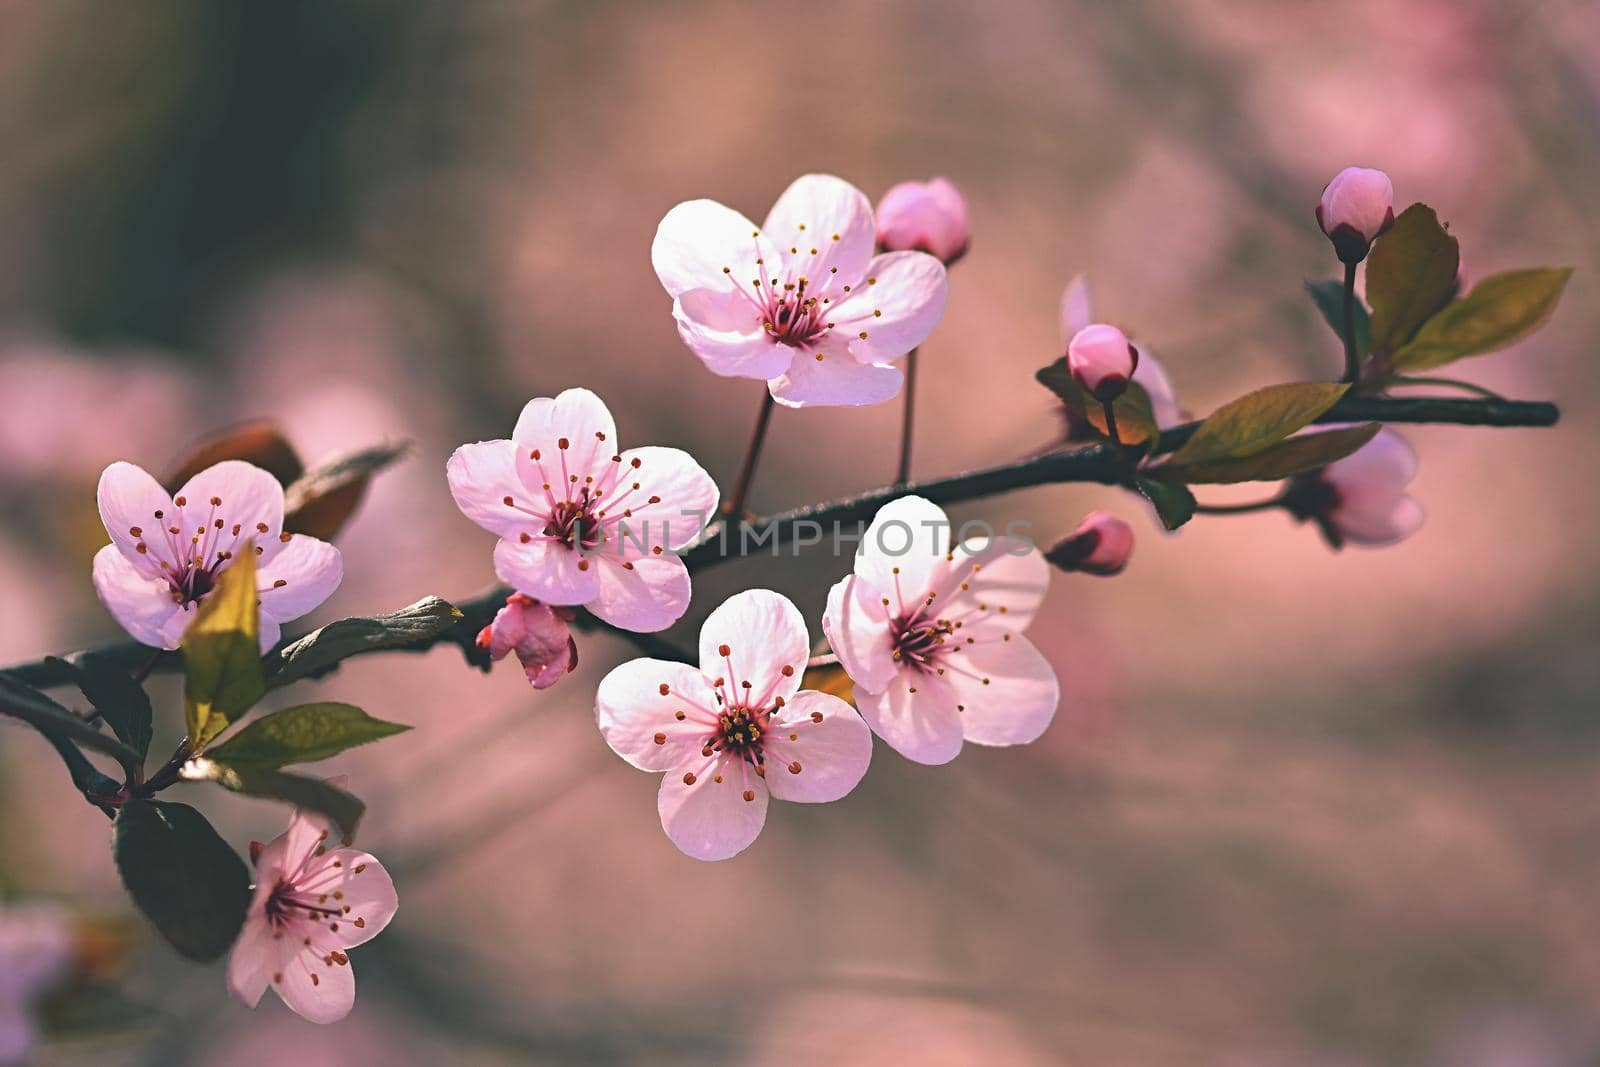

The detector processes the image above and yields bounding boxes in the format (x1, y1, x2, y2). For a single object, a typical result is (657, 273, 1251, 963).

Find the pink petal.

(945, 636, 1059, 747)
(762, 690, 873, 803)
(257, 616, 283, 654)
(855, 495, 952, 611)
(596, 657, 720, 772)
(512, 388, 618, 493)
(91, 544, 188, 650)
(821, 575, 897, 695)
(587, 553, 691, 632)
(257, 535, 342, 625)
(275, 937, 356, 1024)
(297, 849, 397, 949)
(657, 753, 769, 861)
(853, 669, 965, 766)
(1058, 274, 1094, 344)
(761, 174, 876, 291)
(937, 536, 1050, 632)
(96, 461, 175, 577)
(493, 537, 601, 606)
(609, 445, 718, 551)
(174, 460, 288, 562)
(447, 439, 532, 539)
(828, 251, 950, 365)
(275, 808, 334, 882)
(673, 287, 794, 381)
(652, 198, 775, 300)
(767, 347, 903, 409)
(1333, 493, 1425, 546)
(1134, 350, 1184, 429)
(1325, 428, 1418, 495)
(225, 915, 276, 1008)
(697, 589, 809, 709)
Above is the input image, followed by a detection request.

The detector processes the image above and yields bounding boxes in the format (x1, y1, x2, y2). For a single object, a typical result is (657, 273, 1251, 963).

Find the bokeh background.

(2, 1, 1598, 1064)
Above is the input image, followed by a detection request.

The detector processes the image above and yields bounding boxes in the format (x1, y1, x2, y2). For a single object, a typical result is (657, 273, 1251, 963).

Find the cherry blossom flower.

(822, 496, 1059, 766)
(876, 177, 970, 265)
(1059, 275, 1182, 428)
(1317, 166, 1395, 264)
(227, 798, 397, 1024)
(447, 388, 717, 633)
(93, 460, 343, 652)
(476, 593, 578, 688)
(651, 174, 950, 408)
(596, 589, 872, 861)
(1045, 512, 1135, 576)
(1286, 428, 1424, 548)
(1067, 323, 1138, 401)
(0, 904, 72, 1067)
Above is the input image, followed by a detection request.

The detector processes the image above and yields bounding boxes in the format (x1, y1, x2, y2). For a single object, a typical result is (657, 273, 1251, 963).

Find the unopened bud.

(876, 178, 970, 265)
(1067, 324, 1138, 402)
(1045, 511, 1135, 576)
(1316, 166, 1395, 264)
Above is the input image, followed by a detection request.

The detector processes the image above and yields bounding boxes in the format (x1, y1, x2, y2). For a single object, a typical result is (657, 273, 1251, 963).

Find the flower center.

(544, 498, 602, 551)
(125, 494, 284, 609)
(762, 276, 830, 347)
(264, 880, 342, 929)
(890, 615, 954, 672)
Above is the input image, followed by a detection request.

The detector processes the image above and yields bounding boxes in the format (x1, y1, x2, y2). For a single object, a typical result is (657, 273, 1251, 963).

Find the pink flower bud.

(1067, 324, 1139, 402)
(1316, 166, 1395, 264)
(476, 593, 579, 689)
(875, 177, 970, 265)
(1287, 428, 1423, 548)
(1045, 511, 1135, 576)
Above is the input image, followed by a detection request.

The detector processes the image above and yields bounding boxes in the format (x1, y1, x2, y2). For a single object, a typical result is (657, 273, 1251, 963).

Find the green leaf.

(1168, 382, 1349, 468)
(182, 549, 265, 750)
(182, 760, 365, 839)
(1035, 359, 1160, 447)
(112, 800, 251, 962)
(283, 442, 409, 541)
(1136, 478, 1196, 531)
(1162, 423, 1381, 484)
(1366, 203, 1460, 353)
(1305, 279, 1372, 358)
(207, 702, 410, 768)
(0, 670, 143, 783)
(1391, 268, 1573, 371)
(267, 597, 463, 689)
(51, 651, 154, 760)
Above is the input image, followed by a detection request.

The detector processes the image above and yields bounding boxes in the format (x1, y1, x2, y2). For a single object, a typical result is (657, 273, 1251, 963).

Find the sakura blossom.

(447, 388, 717, 633)
(1066, 323, 1138, 401)
(822, 496, 1059, 766)
(476, 592, 578, 688)
(0, 904, 72, 1067)
(876, 177, 970, 265)
(651, 174, 949, 408)
(596, 589, 873, 861)
(1317, 166, 1395, 264)
(1046, 512, 1135, 576)
(227, 800, 397, 1025)
(1060, 275, 1182, 428)
(1287, 428, 1424, 548)
(93, 460, 343, 652)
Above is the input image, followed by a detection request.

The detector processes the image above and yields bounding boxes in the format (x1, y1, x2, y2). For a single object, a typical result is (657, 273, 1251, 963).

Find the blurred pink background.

(1, 1, 1597, 1063)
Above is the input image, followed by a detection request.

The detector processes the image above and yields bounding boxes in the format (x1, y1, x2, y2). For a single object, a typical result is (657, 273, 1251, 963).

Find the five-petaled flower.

(1060, 275, 1182, 430)
(93, 460, 342, 652)
(651, 174, 950, 408)
(477, 593, 579, 689)
(1286, 427, 1424, 548)
(448, 388, 718, 633)
(822, 496, 1060, 765)
(596, 589, 873, 861)
(227, 795, 397, 1024)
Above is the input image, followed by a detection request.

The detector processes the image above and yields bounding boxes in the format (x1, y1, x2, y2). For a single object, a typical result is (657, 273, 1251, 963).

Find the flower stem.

(895, 347, 920, 486)
(723, 390, 776, 520)
(1101, 398, 1122, 447)
(1341, 259, 1360, 384)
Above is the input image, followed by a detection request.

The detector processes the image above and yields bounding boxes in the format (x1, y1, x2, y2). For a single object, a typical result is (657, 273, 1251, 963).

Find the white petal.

(828, 251, 950, 364)
(761, 174, 876, 293)
(446, 439, 533, 539)
(512, 388, 618, 492)
(587, 553, 691, 633)
(854, 495, 952, 612)
(1324, 428, 1418, 495)
(257, 535, 342, 624)
(1133, 349, 1184, 429)
(96, 461, 175, 577)
(697, 589, 809, 709)
(1333, 493, 1425, 546)
(605, 445, 718, 551)
(821, 575, 897, 695)
(768, 348, 903, 409)
(652, 198, 775, 300)
(763, 691, 873, 803)
(596, 657, 719, 772)
(91, 545, 187, 650)
(853, 669, 965, 765)
(493, 537, 601, 606)
(657, 753, 769, 861)
(1059, 274, 1094, 344)
(945, 636, 1059, 747)
(937, 536, 1050, 633)
(174, 460, 288, 562)
(673, 288, 795, 381)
